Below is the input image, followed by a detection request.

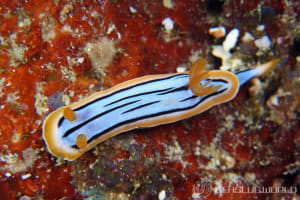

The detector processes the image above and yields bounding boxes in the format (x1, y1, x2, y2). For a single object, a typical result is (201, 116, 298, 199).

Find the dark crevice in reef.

(206, 0, 224, 14)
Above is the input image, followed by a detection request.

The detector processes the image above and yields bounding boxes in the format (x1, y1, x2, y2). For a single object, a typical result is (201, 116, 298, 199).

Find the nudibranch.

(43, 58, 280, 161)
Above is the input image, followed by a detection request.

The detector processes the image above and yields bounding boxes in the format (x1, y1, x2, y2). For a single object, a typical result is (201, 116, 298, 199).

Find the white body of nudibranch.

(43, 58, 279, 161)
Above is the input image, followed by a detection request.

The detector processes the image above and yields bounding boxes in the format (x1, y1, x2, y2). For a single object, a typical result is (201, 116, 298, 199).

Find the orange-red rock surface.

(0, 0, 299, 199)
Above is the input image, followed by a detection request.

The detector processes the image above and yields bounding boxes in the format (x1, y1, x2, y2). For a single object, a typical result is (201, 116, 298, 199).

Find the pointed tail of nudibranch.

(236, 59, 280, 86)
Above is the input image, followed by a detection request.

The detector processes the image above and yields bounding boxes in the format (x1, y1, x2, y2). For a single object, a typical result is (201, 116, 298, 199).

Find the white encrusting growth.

(209, 26, 226, 38)
(241, 32, 255, 42)
(256, 24, 265, 32)
(84, 37, 117, 78)
(34, 82, 49, 116)
(211, 26, 276, 74)
(129, 6, 137, 13)
(162, 17, 174, 32)
(254, 36, 271, 51)
(212, 28, 242, 71)
(212, 45, 232, 61)
(222, 28, 239, 51)
(163, 0, 174, 9)
(158, 190, 166, 200)
(176, 66, 187, 73)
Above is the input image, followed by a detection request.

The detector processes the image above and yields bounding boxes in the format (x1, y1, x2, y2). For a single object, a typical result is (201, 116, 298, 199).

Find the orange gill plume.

(189, 58, 222, 96)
